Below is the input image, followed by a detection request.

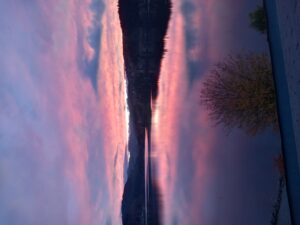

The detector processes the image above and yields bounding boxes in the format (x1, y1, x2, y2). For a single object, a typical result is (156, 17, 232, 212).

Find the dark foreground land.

(264, 1, 300, 224)
(118, 0, 171, 224)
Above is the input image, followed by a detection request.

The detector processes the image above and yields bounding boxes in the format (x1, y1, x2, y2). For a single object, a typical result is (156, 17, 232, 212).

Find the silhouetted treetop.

(249, 5, 267, 34)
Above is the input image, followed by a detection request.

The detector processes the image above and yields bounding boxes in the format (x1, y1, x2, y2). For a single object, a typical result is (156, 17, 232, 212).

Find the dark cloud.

(180, 0, 210, 84)
(180, 0, 268, 85)
(80, 0, 105, 92)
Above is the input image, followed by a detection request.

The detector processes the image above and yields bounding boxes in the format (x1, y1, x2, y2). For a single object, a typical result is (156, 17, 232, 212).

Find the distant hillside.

(118, 0, 171, 224)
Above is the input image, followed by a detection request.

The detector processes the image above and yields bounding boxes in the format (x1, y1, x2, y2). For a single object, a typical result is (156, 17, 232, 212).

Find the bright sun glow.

(124, 72, 131, 163)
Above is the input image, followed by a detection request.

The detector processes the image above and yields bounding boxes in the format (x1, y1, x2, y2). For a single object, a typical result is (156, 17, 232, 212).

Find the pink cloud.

(0, 0, 126, 224)
(153, 0, 245, 224)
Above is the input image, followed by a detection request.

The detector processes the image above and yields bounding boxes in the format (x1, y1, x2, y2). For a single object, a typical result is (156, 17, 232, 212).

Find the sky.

(0, 0, 289, 225)
(0, 0, 126, 224)
(154, 0, 286, 224)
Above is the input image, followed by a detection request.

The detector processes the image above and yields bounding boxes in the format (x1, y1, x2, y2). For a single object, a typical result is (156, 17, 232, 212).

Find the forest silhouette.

(118, 0, 171, 224)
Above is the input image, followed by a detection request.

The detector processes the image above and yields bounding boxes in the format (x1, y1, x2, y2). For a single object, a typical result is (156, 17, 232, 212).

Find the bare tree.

(200, 52, 278, 134)
(201, 52, 293, 224)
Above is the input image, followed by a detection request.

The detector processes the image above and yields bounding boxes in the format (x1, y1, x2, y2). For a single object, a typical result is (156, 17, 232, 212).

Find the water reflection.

(118, 0, 171, 224)
(119, 0, 292, 224)
(0, 0, 295, 224)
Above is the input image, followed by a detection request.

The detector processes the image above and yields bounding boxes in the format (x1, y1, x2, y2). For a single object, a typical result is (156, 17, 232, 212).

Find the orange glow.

(0, 0, 128, 223)
(98, 1, 127, 224)
(153, 0, 219, 224)
(152, 0, 188, 223)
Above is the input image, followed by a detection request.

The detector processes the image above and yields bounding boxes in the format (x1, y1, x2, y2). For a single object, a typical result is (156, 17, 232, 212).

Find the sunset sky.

(0, 0, 285, 225)
(155, 0, 281, 224)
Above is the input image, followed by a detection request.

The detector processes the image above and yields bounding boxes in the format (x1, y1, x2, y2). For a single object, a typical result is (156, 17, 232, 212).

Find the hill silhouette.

(118, 0, 171, 224)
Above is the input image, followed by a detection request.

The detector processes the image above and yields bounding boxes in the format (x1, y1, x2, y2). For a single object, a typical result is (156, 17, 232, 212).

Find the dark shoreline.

(118, 0, 171, 224)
